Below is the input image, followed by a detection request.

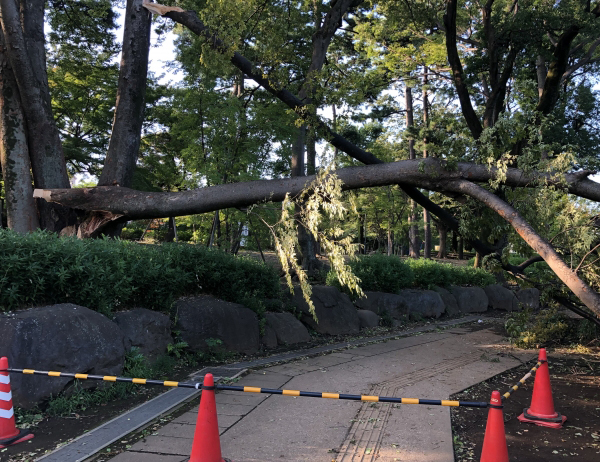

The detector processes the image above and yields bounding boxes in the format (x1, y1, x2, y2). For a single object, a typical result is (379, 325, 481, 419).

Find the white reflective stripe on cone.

(0, 375, 9, 384)
(0, 391, 12, 401)
(0, 407, 14, 419)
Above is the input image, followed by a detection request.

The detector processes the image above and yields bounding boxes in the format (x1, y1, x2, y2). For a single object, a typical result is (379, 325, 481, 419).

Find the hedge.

(327, 255, 495, 294)
(406, 258, 496, 289)
(0, 229, 280, 314)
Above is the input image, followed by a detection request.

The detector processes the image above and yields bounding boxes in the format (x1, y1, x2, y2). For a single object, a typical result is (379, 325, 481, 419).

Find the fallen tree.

(34, 158, 600, 219)
(5, 1, 600, 320)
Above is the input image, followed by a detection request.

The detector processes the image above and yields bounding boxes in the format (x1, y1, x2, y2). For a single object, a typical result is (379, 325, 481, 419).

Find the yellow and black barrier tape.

(501, 360, 543, 401)
(216, 384, 488, 408)
(4, 368, 489, 408)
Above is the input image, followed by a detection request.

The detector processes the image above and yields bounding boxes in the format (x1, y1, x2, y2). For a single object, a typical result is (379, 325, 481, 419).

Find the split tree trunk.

(79, 0, 152, 238)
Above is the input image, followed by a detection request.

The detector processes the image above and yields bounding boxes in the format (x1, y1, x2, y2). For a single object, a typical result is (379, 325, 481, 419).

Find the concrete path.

(108, 325, 534, 462)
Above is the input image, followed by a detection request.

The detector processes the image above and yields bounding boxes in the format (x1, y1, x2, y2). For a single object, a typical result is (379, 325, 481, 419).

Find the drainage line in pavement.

(4, 368, 489, 408)
(501, 360, 543, 401)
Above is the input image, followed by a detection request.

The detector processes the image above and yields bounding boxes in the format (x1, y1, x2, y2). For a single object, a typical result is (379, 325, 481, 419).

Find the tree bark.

(290, 0, 358, 272)
(207, 210, 219, 247)
(446, 179, 600, 318)
(537, 25, 580, 115)
(405, 85, 419, 258)
(165, 216, 176, 242)
(422, 68, 431, 258)
(99, 0, 151, 187)
(21, 0, 50, 110)
(444, 0, 483, 139)
(437, 222, 447, 259)
(76, 0, 152, 237)
(306, 131, 316, 176)
(34, 158, 600, 219)
(0, 26, 38, 232)
(536, 55, 547, 99)
(0, 0, 72, 231)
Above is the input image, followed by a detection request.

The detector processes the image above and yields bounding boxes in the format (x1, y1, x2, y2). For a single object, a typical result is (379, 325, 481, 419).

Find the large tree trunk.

(78, 0, 152, 238)
(437, 222, 447, 259)
(298, 131, 321, 272)
(0, 0, 73, 231)
(99, 0, 151, 188)
(446, 179, 600, 318)
(422, 67, 431, 258)
(405, 85, 419, 258)
(451, 231, 458, 253)
(34, 159, 600, 219)
(165, 216, 177, 242)
(0, 26, 38, 232)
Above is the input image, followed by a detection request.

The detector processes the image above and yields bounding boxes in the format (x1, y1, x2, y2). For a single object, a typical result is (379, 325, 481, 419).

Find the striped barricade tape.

(501, 360, 543, 401)
(3, 367, 489, 409)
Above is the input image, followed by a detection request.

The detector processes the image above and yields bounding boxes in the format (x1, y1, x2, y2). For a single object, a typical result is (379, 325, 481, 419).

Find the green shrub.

(326, 255, 495, 294)
(0, 229, 280, 314)
(120, 227, 144, 240)
(327, 254, 414, 294)
(405, 258, 452, 288)
(406, 258, 495, 288)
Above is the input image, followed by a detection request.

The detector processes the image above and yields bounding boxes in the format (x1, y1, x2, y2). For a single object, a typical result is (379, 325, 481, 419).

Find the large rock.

(357, 310, 380, 328)
(450, 286, 488, 313)
(355, 290, 444, 319)
(261, 324, 278, 349)
(516, 288, 540, 310)
(484, 285, 519, 311)
(0, 304, 126, 408)
(432, 286, 460, 316)
(354, 292, 409, 319)
(397, 289, 445, 319)
(175, 296, 259, 355)
(292, 286, 360, 335)
(265, 312, 310, 345)
(113, 308, 172, 362)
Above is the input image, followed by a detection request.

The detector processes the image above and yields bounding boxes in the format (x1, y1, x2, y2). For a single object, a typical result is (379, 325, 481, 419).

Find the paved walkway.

(108, 325, 534, 462)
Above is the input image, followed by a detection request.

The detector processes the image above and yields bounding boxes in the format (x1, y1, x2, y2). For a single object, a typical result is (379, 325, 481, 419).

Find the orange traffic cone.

(517, 348, 566, 429)
(190, 373, 229, 462)
(0, 357, 34, 449)
(480, 390, 509, 462)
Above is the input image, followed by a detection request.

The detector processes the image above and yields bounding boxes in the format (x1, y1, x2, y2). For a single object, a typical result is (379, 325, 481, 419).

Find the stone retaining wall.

(1, 284, 538, 407)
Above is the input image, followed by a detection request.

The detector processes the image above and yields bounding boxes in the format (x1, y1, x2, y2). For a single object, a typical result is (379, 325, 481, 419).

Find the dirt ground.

(0, 369, 191, 462)
(451, 352, 600, 461)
